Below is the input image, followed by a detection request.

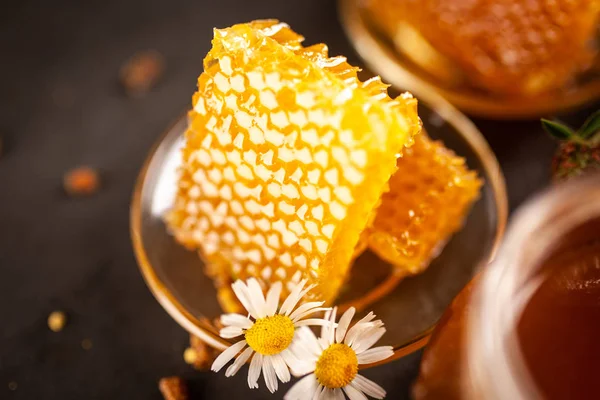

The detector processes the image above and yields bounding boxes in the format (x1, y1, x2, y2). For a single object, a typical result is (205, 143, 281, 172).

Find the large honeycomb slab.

(166, 20, 421, 303)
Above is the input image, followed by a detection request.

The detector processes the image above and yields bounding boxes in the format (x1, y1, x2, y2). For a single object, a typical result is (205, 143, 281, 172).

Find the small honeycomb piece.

(365, 0, 600, 95)
(359, 133, 481, 275)
(166, 20, 421, 304)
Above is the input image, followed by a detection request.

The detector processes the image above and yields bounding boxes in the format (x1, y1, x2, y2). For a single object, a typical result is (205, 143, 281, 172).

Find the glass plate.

(130, 96, 507, 362)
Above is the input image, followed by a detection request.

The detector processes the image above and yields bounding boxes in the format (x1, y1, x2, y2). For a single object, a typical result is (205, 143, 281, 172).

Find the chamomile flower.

(211, 278, 331, 393)
(285, 307, 394, 400)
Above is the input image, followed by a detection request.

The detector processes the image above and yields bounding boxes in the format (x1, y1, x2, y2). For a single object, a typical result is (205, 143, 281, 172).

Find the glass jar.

(413, 174, 600, 399)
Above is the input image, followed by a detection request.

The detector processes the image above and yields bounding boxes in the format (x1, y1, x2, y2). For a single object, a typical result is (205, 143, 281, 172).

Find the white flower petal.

(289, 360, 315, 377)
(313, 385, 325, 400)
(343, 384, 368, 400)
(355, 324, 385, 348)
(220, 313, 253, 329)
(288, 331, 320, 375)
(248, 352, 263, 389)
(232, 280, 258, 319)
(352, 326, 386, 354)
(321, 387, 337, 400)
(320, 388, 334, 400)
(318, 337, 330, 351)
(247, 278, 268, 319)
(356, 346, 394, 364)
(346, 311, 375, 327)
(325, 307, 337, 346)
(265, 281, 283, 316)
(262, 355, 279, 393)
(351, 374, 386, 399)
(292, 307, 331, 323)
(294, 318, 335, 328)
(345, 320, 383, 347)
(225, 347, 254, 377)
(321, 308, 333, 338)
(288, 352, 318, 373)
(343, 325, 366, 347)
(320, 307, 338, 345)
(293, 326, 322, 357)
(298, 283, 317, 304)
(355, 312, 376, 325)
(317, 388, 343, 400)
(281, 348, 315, 377)
(289, 301, 325, 321)
(284, 373, 319, 400)
(287, 346, 318, 376)
(280, 347, 299, 365)
(280, 279, 308, 316)
(211, 340, 247, 372)
(270, 353, 291, 383)
(335, 307, 355, 343)
(220, 326, 244, 339)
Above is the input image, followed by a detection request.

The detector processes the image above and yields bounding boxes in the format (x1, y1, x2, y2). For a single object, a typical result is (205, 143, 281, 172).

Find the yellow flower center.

(245, 315, 295, 355)
(315, 343, 358, 389)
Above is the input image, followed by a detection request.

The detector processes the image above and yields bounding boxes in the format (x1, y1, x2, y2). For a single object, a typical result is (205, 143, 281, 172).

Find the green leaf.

(578, 110, 600, 139)
(541, 119, 574, 140)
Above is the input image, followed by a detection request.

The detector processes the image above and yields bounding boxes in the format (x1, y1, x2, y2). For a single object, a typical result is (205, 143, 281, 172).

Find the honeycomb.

(365, 0, 600, 95)
(166, 20, 421, 304)
(358, 132, 482, 275)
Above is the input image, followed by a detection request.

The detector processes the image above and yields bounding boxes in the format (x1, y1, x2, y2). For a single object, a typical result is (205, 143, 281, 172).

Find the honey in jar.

(517, 224, 600, 399)
(414, 176, 600, 400)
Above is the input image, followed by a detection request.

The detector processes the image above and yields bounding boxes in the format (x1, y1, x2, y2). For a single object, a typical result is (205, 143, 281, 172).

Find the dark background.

(0, 0, 595, 399)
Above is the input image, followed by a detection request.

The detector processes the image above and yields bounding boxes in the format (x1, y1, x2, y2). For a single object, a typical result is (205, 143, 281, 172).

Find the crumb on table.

(189, 335, 220, 370)
(158, 377, 188, 400)
(119, 50, 165, 97)
(8, 381, 17, 391)
(183, 347, 197, 365)
(47, 311, 67, 332)
(81, 339, 93, 350)
(63, 167, 99, 196)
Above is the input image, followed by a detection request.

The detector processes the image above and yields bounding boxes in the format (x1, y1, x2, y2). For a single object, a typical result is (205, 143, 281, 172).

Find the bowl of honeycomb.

(131, 21, 507, 360)
(339, 0, 600, 118)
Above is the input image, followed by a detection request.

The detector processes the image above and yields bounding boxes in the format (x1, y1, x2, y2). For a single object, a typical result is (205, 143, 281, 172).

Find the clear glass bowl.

(130, 95, 507, 361)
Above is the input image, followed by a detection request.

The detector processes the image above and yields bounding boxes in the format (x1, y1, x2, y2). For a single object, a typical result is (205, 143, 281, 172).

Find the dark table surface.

(0, 0, 597, 399)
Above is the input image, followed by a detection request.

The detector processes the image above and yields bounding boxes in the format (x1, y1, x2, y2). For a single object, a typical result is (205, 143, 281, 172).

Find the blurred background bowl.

(339, 0, 600, 119)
